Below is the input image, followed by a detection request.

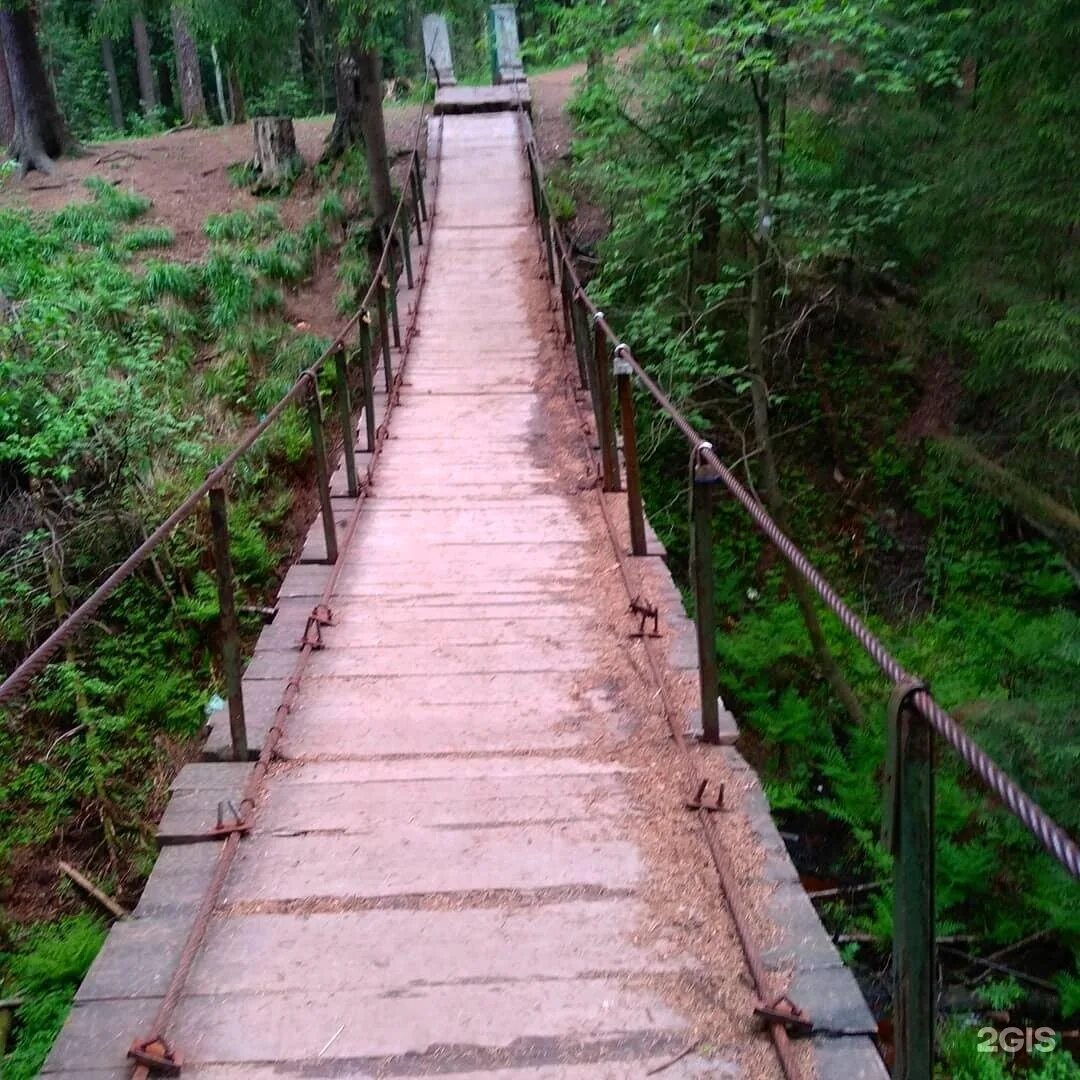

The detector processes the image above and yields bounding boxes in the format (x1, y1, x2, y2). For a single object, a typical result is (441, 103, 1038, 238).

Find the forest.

(0, 0, 1077, 1076)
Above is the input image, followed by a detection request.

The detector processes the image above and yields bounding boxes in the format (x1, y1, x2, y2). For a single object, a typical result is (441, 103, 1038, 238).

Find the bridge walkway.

(42, 111, 882, 1080)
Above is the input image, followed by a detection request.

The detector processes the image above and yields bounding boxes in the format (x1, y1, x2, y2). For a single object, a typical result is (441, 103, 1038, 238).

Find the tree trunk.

(0, 34, 13, 148)
(325, 45, 393, 222)
(934, 435, 1080, 569)
(252, 115, 301, 189)
(132, 9, 157, 114)
(0, 4, 70, 174)
(746, 73, 866, 729)
(227, 65, 245, 124)
(308, 0, 331, 113)
(97, 6, 124, 132)
(171, 6, 206, 124)
(210, 41, 228, 123)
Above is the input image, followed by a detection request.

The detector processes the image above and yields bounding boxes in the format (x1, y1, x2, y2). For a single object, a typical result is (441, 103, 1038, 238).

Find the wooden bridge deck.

(43, 111, 883, 1080)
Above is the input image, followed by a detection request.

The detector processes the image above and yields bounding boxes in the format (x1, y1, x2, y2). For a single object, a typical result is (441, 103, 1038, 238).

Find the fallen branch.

(940, 946, 1058, 992)
(807, 880, 885, 901)
(59, 860, 129, 920)
(646, 1043, 700, 1075)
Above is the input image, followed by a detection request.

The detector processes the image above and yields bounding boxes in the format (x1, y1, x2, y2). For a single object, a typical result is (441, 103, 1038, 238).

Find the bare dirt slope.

(0, 110, 422, 339)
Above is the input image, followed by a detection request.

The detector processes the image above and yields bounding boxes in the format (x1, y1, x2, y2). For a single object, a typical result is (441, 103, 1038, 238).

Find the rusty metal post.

(570, 294, 589, 389)
(885, 681, 936, 1080)
(208, 486, 247, 761)
(400, 220, 415, 290)
(306, 379, 338, 565)
(526, 148, 540, 220)
(359, 312, 377, 453)
(691, 449, 721, 744)
(413, 195, 425, 247)
(412, 156, 428, 222)
(616, 352, 647, 557)
(333, 344, 359, 498)
(592, 315, 621, 492)
(539, 199, 556, 283)
(558, 258, 573, 344)
(376, 278, 393, 392)
(383, 230, 402, 348)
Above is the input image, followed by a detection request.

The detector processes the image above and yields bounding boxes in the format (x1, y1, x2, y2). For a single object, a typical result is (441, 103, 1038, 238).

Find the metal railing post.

(527, 149, 540, 220)
(885, 681, 936, 1080)
(691, 449, 721, 744)
(539, 199, 556, 283)
(616, 351, 648, 557)
(571, 294, 589, 389)
(558, 256, 573, 344)
(592, 314, 621, 492)
(412, 156, 428, 222)
(359, 312, 377, 453)
(306, 378, 338, 565)
(400, 220, 415, 290)
(384, 231, 402, 348)
(333, 344, 359, 498)
(376, 277, 393, 392)
(413, 194, 425, 248)
(208, 485, 247, 762)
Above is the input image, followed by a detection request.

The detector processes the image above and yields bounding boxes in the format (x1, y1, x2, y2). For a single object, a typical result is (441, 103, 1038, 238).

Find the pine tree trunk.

(211, 41, 228, 123)
(308, 0, 330, 113)
(171, 7, 206, 124)
(132, 10, 157, 114)
(227, 65, 245, 124)
(97, 7, 124, 132)
(0, 35, 14, 148)
(0, 4, 70, 174)
(358, 49, 392, 222)
(747, 73, 866, 729)
(325, 45, 393, 223)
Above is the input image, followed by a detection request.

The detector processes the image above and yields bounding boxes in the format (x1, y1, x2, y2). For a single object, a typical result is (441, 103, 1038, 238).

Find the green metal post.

(376, 279, 393, 392)
(488, 6, 498, 85)
(400, 220, 415, 290)
(333, 344, 359, 498)
(691, 452, 721, 743)
(571, 294, 589, 389)
(413, 157, 428, 223)
(885, 681, 936, 1080)
(208, 486, 247, 761)
(359, 313, 377, 453)
(558, 257, 573, 344)
(616, 356, 648, 557)
(413, 195, 425, 247)
(539, 200, 556, 283)
(306, 380, 338, 564)
(384, 232, 402, 348)
(592, 316, 621, 492)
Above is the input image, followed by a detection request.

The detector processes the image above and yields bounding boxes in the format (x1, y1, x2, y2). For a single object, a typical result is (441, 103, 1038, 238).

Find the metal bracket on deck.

(685, 779, 725, 813)
(208, 800, 251, 840)
(129, 1037, 183, 1076)
(754, 995, 814, 1036)
(628, 595, 660, 638)
(300, 605, 334, 650)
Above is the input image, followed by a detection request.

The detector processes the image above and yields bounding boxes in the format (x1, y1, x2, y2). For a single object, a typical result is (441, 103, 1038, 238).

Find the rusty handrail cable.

(0, 83, 432, 709)
(517, 118, 1080, 882)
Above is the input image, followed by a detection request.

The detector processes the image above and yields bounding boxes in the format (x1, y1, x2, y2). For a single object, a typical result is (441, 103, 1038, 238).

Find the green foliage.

(0, 916, 107, 1080)
(563, 0, 1079, 1054)
(0, 176, 349, 1070)
(121, 226, 176, 252)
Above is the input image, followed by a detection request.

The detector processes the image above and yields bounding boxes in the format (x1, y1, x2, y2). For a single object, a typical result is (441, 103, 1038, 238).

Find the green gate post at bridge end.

(884, 680, 936, 1080)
